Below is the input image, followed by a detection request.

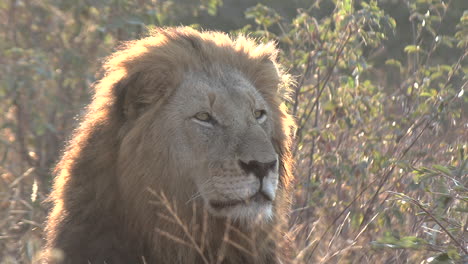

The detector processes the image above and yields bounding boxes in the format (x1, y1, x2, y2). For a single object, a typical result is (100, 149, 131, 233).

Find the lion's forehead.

(178, 68, 267, 109)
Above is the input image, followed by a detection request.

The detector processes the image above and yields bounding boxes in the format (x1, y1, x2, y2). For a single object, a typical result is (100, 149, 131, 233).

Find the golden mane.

(43, 27, 295, 264)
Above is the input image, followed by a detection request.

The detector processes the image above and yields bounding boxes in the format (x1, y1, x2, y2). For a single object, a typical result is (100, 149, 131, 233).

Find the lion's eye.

(254, 110, 267, 122)
(194, 112, 213, 122)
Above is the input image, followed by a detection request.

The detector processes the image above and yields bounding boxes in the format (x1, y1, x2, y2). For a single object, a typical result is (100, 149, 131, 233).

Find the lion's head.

(112, 28, 295, 223)
(44, 27, 295, 263)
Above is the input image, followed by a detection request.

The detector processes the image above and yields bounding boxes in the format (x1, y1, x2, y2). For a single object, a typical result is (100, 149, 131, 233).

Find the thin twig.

(149, 190, 210, 264)
(388, 191, 468, 255)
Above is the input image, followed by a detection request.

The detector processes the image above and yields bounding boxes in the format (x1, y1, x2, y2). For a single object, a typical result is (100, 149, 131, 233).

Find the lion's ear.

(114, 72, 147, 120)
(114, 70, 177, 121)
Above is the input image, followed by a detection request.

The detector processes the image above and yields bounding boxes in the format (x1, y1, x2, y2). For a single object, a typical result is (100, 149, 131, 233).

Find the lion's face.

(161, 66, 279, 221)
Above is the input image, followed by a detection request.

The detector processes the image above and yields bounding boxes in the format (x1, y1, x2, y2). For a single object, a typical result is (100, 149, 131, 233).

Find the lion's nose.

(238, 160, 277, 180)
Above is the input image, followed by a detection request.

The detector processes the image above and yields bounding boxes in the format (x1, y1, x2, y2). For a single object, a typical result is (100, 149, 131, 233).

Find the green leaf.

(404, 45, 422, 54)
(446, 247, 461, 261)
(427, 253, 454, 264)
(372, 235, 427, 249)
(433, 165, 451, 176)
(385, 59, 402, 69)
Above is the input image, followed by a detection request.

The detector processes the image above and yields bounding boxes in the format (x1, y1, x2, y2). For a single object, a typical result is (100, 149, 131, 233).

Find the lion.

(42, 27, 296, 264)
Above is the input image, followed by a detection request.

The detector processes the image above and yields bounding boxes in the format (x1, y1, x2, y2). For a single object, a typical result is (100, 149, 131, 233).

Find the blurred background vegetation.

(0, 0, 466, 263)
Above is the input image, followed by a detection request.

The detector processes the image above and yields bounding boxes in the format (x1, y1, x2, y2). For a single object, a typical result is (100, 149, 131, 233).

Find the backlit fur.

(42, 27, 296, 264)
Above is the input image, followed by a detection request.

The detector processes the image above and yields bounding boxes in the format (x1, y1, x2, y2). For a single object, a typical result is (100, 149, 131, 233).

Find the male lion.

(42, 27, 295, 264)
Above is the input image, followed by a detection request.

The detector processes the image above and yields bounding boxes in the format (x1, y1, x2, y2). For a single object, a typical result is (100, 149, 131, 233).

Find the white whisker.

(186, 178, 215, 204)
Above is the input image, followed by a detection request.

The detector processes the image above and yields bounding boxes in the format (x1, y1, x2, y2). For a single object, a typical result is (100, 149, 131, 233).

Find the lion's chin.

(207, 198, 274, 223)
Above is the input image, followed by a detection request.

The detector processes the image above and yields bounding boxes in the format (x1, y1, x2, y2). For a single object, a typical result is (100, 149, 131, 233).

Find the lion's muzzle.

(202, 156, 279, 221)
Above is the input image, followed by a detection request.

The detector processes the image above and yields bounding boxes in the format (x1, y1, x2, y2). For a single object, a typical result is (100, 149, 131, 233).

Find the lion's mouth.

(209, 191, 272, 210)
